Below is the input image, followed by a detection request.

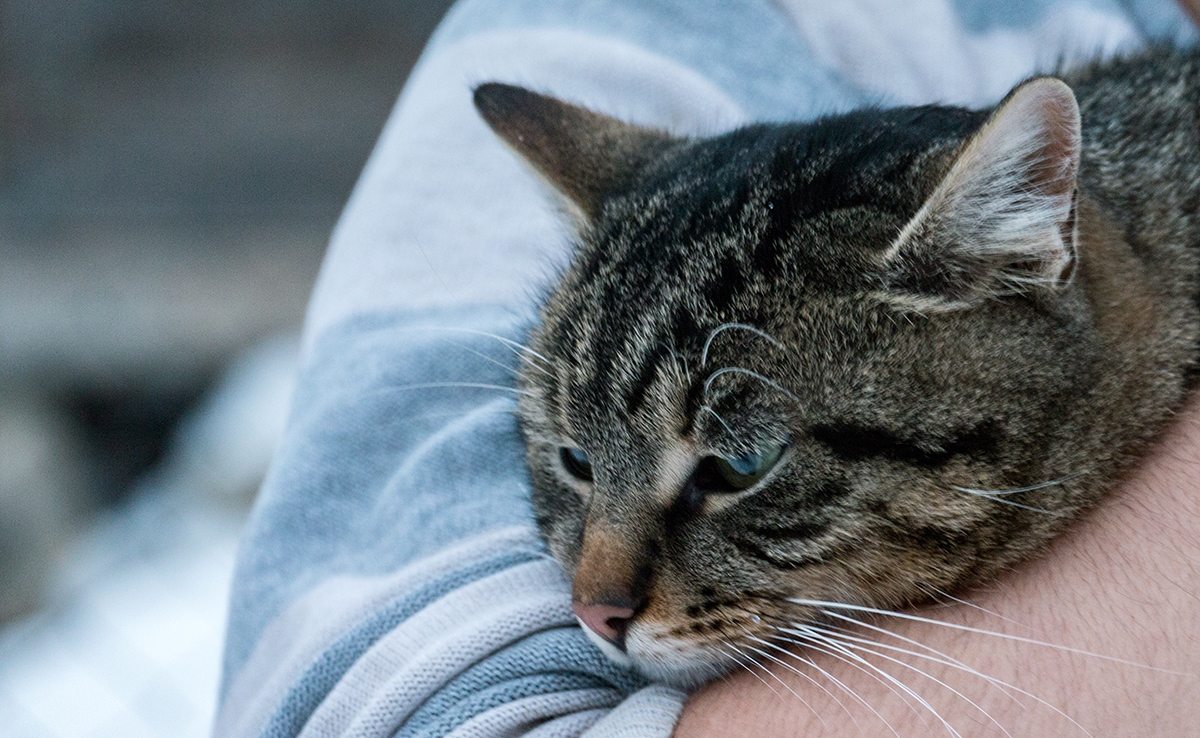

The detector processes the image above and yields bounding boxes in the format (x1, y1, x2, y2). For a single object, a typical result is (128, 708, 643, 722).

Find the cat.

(473, 45, 1200, 687)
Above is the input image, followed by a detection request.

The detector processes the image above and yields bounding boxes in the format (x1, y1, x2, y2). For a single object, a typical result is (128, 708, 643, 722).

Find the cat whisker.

(798, 624, 1014, 738)
(657, 341, 690, 380)
(787, 627, 950, 732)
(719, 644, 786, 702)
(702, 366, 799, 403)
(797, 620, 1024, 707)
(950, 475, 1078, 516)
(760, 596, 1149, 735)
(739, 634, 873, 732)
(400, 326, 555, 375)
(736, 607, 923, 730)
(951, 490, 1064, 515)
(518, 358, 555, 378)
(388, 381, 533, 397)
(414, 237, 458, 302)
(701, 405, 746, 444)
(700, 323, 787, 367)
(758, 623, 926, 723)
(437, 338, 522, 378)
(955, 477, 1080, 516)
(782, 646, 902, 738)
(802, 616, 980, 681)
(786, 598, 1191, 675)
(729, 619, 883, 734)
(788, 624, 962, 738)
(955, 475, 1077, 495)
(800, 618, 1099, 737)
(404, 406, 516, 423)
(734, 640, 828, 725)
(915, 583, 1032, 632)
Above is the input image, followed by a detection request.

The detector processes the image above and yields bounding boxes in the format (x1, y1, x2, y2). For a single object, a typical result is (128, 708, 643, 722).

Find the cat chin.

(622, 627, 737, 689)
(576, 615, 734, 687)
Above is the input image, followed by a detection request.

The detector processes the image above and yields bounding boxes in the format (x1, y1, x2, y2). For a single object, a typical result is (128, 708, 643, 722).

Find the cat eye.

(560, 447, 594, 482)
(714, 444, 785, 490)
(692, 442, 786, 493)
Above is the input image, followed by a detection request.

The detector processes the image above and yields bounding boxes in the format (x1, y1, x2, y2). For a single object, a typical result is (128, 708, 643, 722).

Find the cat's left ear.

(880, 77, 1081, 309)
(473, 83, 680, 221)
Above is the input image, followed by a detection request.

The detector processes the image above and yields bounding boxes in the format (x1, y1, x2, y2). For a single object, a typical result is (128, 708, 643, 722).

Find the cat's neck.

(1064, 195, 1199, 503)
(1076, 197, 1185, 352)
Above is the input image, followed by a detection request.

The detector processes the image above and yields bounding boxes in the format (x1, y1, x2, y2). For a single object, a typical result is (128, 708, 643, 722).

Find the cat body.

(474, 46, 1200, 686)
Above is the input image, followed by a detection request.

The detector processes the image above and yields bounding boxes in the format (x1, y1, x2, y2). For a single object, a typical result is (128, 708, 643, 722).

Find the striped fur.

(475, 46, 1200, 686)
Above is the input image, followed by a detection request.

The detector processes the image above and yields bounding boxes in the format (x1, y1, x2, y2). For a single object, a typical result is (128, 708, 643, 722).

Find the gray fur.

(473, 46, 1200, 686)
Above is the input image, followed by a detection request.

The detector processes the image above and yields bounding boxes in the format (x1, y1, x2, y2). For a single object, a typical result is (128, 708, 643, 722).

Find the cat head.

(475, 79, 1095, 686)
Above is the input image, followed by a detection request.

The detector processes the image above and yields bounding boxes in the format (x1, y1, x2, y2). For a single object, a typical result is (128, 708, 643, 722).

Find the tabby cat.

(473, 46, 1200, 687)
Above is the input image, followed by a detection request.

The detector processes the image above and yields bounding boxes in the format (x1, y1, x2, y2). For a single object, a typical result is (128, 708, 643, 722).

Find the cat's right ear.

(473, 83, 679, 221)
(879, 77, 1081, 311)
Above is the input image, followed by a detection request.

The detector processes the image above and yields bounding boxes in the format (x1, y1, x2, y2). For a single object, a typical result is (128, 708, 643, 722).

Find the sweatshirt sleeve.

(213, 306, 689, 738)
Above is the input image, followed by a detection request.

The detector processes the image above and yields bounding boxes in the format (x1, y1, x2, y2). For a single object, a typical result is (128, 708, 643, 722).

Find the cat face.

(477, 79, 1096, 685)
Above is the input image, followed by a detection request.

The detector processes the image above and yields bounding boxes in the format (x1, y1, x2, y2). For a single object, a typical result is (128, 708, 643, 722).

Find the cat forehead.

(528, 106, 996, 429)
(533, 293, 885, 439)
(605, 105, 983, 226)
(560, 110, 982, 306)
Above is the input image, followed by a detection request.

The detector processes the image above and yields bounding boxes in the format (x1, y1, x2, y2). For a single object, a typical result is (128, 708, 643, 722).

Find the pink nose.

(572, 601, 635, 647)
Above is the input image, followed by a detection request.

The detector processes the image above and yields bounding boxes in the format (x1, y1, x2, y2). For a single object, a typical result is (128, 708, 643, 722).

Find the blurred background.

(0, 1, 455, 735)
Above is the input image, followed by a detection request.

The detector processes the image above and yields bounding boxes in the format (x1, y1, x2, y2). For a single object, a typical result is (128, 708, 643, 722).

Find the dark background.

(0, 0, 456, 620)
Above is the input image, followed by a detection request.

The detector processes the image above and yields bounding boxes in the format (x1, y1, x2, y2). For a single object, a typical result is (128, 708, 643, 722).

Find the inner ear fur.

(473, 82, 681, 221)
(880, 76, 1082, 309)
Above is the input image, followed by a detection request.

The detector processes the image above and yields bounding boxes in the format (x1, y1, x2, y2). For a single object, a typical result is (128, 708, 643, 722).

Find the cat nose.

(572, 600, 635, 648)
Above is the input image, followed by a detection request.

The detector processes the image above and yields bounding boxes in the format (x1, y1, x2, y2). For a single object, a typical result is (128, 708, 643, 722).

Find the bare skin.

(675, 391, 1200, 737)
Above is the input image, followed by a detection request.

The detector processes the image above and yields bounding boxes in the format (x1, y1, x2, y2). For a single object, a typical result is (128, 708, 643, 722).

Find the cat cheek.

(549, 478, 591, 512)
(543, 519, 586, 578)
(529, 485, 588, 566)
(621, 596, 775, 687)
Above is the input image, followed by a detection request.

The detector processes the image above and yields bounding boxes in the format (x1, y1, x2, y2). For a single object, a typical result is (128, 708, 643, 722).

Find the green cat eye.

(712, 443, 785, 490)
(560, 447, 594, 481)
